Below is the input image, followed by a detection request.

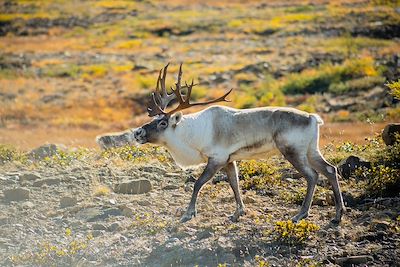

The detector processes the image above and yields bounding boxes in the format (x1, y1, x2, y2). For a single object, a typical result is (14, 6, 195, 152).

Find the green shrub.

(130, 212, 169, 235)
(239, 160, 279, 192)
(282, 57, 379, 95)
(273, 220, 319, 245)
(328, 76, 386, 95)
(42, 64, 81, 78)
(356, 165, 400, 197)
(386, 79, 400, 100)
(101, 145, 170, 163)
(0, 144, 26, 164)
(42, 148, 89, 167)
(11, 228, 93, 266)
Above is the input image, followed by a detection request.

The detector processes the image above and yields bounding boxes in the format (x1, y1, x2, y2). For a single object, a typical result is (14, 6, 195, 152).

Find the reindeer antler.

(147, 63, 233, 117)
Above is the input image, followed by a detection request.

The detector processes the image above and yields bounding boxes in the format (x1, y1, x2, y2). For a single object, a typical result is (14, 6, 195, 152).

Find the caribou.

(98, 63, 346, 224)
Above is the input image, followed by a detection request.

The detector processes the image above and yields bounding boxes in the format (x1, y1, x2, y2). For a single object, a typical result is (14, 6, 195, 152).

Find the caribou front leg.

(180, 158, 223, 223)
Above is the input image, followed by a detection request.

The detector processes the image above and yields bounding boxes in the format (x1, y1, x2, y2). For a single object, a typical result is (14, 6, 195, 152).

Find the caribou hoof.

(229, 209, 245, 222)
(291, 212, 308, 223)
(180, 210, 196, 223)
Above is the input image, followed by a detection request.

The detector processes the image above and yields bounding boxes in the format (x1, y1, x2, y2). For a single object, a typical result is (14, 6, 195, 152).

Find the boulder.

(335, 255, 374, 265)
(3, 188, 30, 201)
(60, 196, 77, 208)
(114, 179, 152, 194)
(382, 123, 400, 146)
(28, 144, 63, 160)
(96, 130, 134, 149)
(338, 156, 371, 179)
(19, 173, 41, 183)
(33, 178, 61, 187)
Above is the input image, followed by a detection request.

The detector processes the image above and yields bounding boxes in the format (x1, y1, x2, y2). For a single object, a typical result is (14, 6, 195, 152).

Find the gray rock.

(120, 206, 134, 217)
(162, 184, 180, 190)
(19, 173, 41, 183)
(22, 201, 35, 209)
(28, 144, 63, 160)
(335, 255, 374, 265)
(92, 223, 107, 230)
(137, 200, 151, 206)
(83, 207, 123, 222)
(4, 188, 30, 201)
(338, 156, 371, 179)
(60, 196, 78, 208)
(33, 178, 61, 187)
(382, 123, 400, 146)
(96, 130, 133, 149)
(108, 222, 121, 232)
(114, 179, 152, 194)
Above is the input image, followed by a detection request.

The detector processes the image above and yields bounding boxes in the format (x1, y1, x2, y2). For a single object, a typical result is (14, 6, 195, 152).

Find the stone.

(95, 130, 133, 149)
(28, 144, 63, 160)
(335, 255, 374, 265)
(19, 173, 41, 183)
(382, 123, 400, 146)
(114, 179, 152, 194)
(108, 222, 121, 232)
(162, 184, 180, 190)
(120, 206, 134, 217)
(371, 220, 390, 231)
(60, 196, 78, 208)
(92, 223, 107, 231)
(243, 195, 256, 204)
(22, 201, 35, 209)
(87, 208, 123, 222)
(338, 156, 371, 179)
(137, 200, 151, 206)
(33, 178, 61, 187)
(3, 188, 30, 201)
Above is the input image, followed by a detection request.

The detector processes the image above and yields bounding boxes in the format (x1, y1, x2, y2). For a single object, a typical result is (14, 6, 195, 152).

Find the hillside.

(0, 0, 399, 148)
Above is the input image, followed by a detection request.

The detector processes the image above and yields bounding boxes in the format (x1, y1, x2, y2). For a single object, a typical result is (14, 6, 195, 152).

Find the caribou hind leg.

(308, 150, 346, 224)
(224, 161, 245, 222)
(277, 144, 319, 222)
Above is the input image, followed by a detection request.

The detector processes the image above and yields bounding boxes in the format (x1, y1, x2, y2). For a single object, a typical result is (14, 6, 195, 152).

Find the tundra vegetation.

(0, 0, 399, 266)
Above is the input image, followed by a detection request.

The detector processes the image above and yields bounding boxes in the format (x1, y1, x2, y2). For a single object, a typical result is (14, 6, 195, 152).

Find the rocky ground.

(0, 144, 399, 267)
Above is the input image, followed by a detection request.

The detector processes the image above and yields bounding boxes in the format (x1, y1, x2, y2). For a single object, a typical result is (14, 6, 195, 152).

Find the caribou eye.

(157, 120, 168, 129)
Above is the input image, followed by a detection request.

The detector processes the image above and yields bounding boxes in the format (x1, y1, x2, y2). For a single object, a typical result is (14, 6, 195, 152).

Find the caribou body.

(100, 63, 346, 224)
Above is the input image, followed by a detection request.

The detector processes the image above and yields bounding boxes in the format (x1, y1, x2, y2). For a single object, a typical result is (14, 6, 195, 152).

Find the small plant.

(10, 228, 93, 266)
(0, 144, 26, 164)
(42, 148, 89, 167)
(386, 79, 400, 100)
(93, 185, 111, 196)
(356, 165, 400, 197)
(254, 255, 270, 267)
(239, 160, 279, 192)
(273, 220, 319, 245)
(130, 212, 169, 235)
(101, 145, 170, 164)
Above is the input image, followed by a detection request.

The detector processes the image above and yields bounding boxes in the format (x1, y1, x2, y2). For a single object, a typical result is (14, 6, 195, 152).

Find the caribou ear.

(169, 112, 182, 128)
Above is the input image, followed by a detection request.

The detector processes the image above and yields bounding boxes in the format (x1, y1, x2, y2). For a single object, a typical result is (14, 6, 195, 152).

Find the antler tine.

(147, 92, 166, 117)
(155, 63, 176, 111)
(171, 63, 185, 104)
(154, 68, 163, 103)
(160, 62, 169, 98)
(184, 79, 194, 103)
